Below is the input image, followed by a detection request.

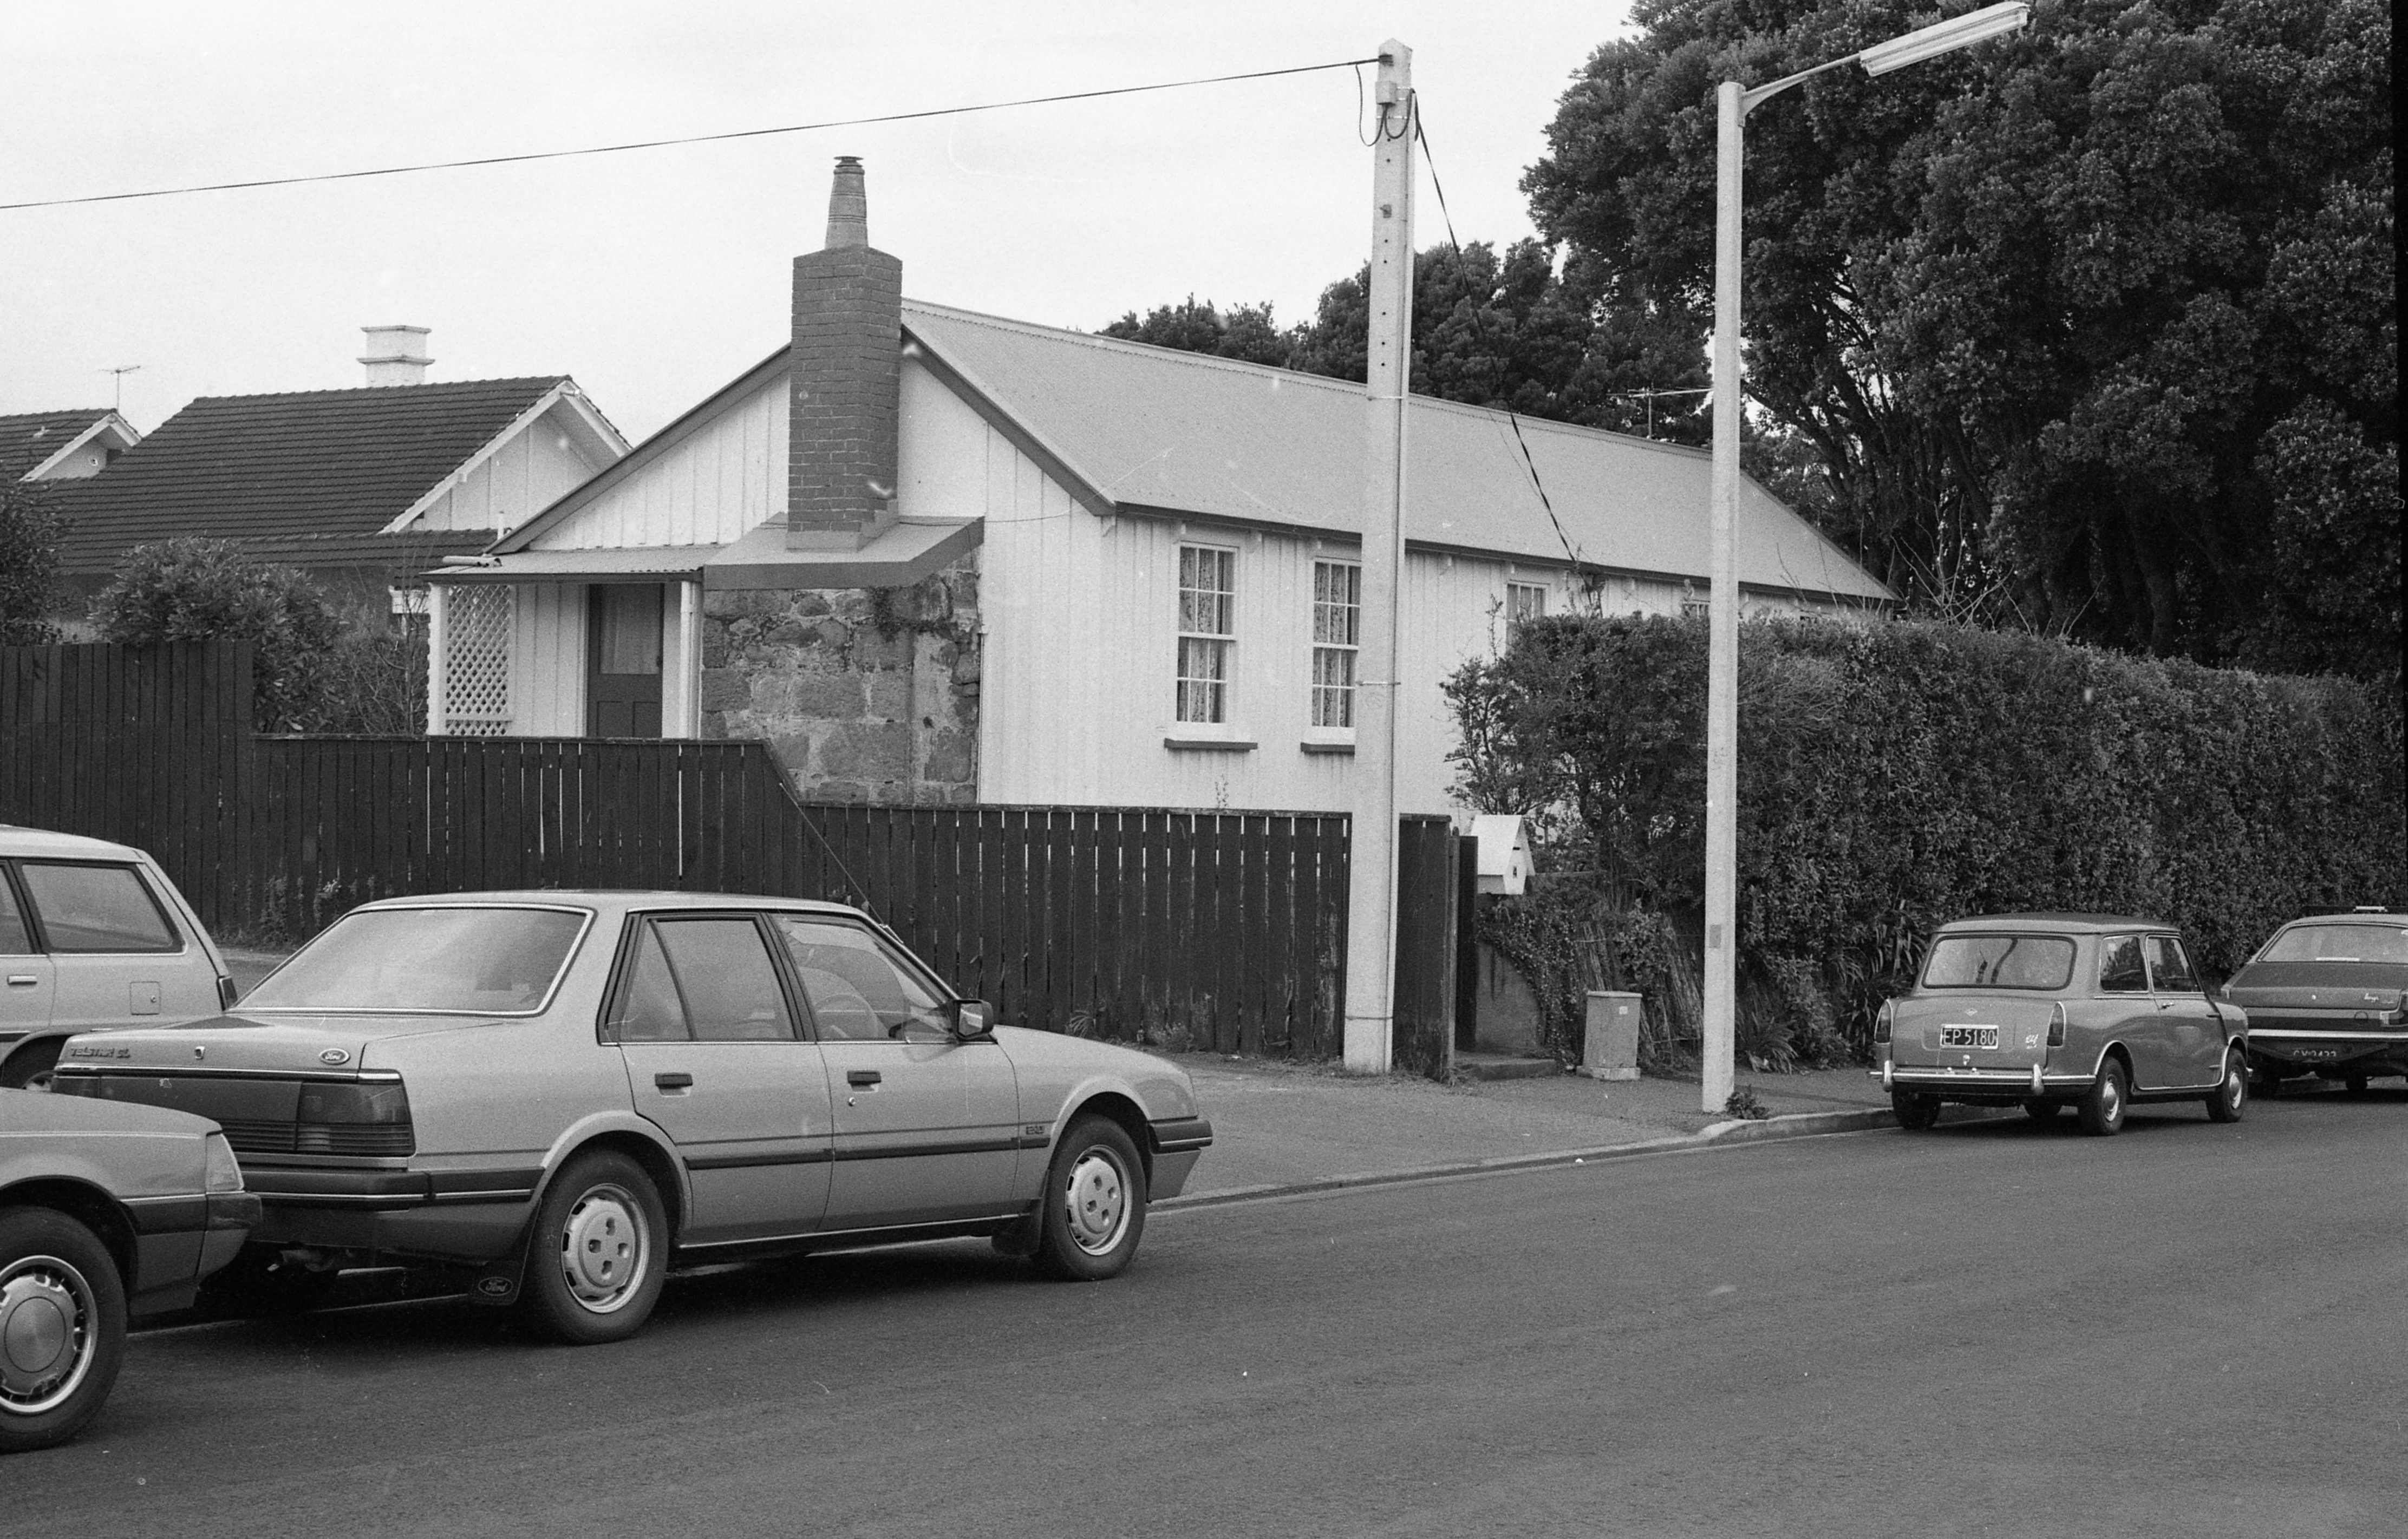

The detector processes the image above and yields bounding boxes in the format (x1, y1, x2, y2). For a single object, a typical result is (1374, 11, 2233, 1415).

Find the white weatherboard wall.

(510, 582, 588, 736)
(531, 378, 788, 551)
(415, 403, 615, 534)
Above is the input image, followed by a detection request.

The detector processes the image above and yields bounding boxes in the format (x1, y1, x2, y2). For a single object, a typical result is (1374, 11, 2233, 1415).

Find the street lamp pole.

(1701, 1, 2029, 1115)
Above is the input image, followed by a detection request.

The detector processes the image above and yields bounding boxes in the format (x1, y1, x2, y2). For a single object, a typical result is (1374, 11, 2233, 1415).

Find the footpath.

(1159, 1053, 1918, 1208)
(223, 948, 1914, 1208)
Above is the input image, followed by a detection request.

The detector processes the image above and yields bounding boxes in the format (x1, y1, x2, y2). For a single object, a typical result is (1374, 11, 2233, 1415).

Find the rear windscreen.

(1921, 934, 2075, 990)
(244, 907, 588, 1014)
(2257, 923, 2408, 964)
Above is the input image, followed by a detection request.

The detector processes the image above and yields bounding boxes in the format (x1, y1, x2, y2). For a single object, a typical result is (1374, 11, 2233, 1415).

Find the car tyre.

(2021, 1098, 2061, 1123)
(519, 1151, 667, 1346)
(2252, 1065, 2282, 1098)
(2078, 1058, 2129, 1137)
(0, 1039, 61, 1092)
(0, 1207, 127, 1454)
(1890, 1090, 1942, 1131)
(2205, 1051, 2248, 1124)
(1031, 1116, 1147, 1282)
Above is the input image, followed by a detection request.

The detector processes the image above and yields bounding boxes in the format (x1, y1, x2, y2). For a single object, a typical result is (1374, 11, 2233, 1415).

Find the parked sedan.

(49, 892, 1212, 1344)
(1876, 914, 2249, 1135)
(2222, 908, 2408, 1093)
(1, 825, 237, 1089)
(1, 1088, 259, 1452)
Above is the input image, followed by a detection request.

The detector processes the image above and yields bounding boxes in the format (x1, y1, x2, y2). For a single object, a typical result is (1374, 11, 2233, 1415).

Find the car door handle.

(5, 975, 36, 988)
(654, 1072, 694, 1090)
(847, 1070, 882, 1087)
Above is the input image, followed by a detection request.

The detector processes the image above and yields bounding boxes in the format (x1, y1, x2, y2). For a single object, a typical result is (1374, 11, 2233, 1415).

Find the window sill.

(1163, 730, 1258, 752)
(1299, 734, 1356, 755)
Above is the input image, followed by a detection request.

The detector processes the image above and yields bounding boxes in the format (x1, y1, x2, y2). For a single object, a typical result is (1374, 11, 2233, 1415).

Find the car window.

(2259, 923, 2408, 964)
(245, 906, 586, 1013)
(1921, 934, 2074, 990)
(775, 918, 948, 1040)
(2144, 935, 2200, 993)
(2098, 935, 2149, 993)
(0, 873, 32, 956)
(17, 862, 179, 953)
(654, 918, 794, 1043)
(608, 925, 690, 1042)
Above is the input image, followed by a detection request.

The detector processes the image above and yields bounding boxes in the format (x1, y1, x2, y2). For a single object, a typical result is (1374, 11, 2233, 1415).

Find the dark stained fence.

(1, 642, 1458, 1070)
(0, 643, 254, 927)
(253, 736, 1368, 1058)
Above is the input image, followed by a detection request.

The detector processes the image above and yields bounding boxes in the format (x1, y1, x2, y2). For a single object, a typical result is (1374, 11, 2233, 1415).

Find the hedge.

(1445, 613, 2406, 1059)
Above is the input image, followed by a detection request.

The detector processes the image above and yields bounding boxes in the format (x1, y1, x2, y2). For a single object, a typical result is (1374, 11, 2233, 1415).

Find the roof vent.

(360, 325, 433, 387)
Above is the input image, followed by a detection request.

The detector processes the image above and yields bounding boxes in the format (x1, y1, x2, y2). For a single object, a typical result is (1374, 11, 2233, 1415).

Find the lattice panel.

(442, 586, 514, 736)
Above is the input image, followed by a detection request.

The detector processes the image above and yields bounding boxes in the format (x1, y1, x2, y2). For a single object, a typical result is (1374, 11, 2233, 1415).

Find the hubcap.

(0, 1256, 94, 1414)
(2103, 1079, 2119, 1118)
(1062, 1148, 1130, 1256)
(557, 1184, 648, 1314)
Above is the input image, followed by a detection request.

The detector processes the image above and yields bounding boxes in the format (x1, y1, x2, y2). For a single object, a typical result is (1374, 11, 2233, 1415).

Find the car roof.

(0, 823, 148, 862)
(2276, 909, 2400, 926)
(1934, 912, 2175, 934)
(348, 889, 871, 919)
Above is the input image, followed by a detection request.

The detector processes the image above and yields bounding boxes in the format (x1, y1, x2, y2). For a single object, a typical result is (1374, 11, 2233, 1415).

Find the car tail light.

(1873, 1000, 1894, 1044)
(204, 1131, 245, 1193)
(2047, 1003, 2067, 1047)
(294, 1078, 414, 1156)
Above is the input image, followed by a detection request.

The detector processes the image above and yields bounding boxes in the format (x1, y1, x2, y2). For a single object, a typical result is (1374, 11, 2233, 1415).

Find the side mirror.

(950, 999, 994, 1040)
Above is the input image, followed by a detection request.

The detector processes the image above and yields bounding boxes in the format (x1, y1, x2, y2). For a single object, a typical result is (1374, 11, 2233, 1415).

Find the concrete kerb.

(1153, 1105, 1915, 1214)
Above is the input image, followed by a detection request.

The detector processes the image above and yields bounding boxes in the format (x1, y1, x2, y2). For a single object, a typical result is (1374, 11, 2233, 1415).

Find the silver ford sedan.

(49, 892, 1212, 1345)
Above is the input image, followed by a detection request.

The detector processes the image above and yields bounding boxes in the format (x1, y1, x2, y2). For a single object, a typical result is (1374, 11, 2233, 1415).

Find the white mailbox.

(1470, 814, 1535, 896)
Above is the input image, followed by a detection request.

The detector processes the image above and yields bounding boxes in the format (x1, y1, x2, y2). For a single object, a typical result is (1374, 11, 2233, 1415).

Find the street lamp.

(1701, 1, 2029, 1115)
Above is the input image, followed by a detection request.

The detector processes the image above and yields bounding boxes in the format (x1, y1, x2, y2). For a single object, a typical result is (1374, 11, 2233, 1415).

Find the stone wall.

(698, 555, 980, 803)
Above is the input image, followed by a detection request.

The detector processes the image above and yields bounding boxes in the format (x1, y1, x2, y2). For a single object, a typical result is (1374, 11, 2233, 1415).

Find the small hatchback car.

(1, 826, 235, 1090)
(2222, 908, 2408, 1093)
(49, 892, 1212, 1344)
(1876, 914, 2249, 1136)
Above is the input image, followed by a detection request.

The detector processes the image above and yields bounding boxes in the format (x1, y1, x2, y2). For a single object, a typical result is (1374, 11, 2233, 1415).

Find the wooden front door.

(589, 584, 664, 738)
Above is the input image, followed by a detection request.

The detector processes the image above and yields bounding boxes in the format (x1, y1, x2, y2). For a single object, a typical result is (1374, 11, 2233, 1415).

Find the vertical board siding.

(2, 642, 1456, 1072)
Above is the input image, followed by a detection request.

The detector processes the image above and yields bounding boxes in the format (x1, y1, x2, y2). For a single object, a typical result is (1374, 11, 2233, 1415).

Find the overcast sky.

(4, 2, 1633, 443)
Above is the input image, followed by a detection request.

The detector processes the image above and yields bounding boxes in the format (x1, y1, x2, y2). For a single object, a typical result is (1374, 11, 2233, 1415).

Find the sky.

(3, 1, 1635, 445)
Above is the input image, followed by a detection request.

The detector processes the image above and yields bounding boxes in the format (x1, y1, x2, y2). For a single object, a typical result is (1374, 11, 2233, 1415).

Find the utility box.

(1581, 990, 1641, 1081)
(1470, 814, 1535, 896)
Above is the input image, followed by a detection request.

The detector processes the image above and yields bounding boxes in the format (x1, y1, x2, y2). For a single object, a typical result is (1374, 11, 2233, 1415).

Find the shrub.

(0, 478, 65, 645)
(1448, 613, 2407, 1059)
(89, 538, 344, 731)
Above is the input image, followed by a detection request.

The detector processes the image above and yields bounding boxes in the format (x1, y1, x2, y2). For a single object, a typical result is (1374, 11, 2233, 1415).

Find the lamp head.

(1858, 0, 2031, 75)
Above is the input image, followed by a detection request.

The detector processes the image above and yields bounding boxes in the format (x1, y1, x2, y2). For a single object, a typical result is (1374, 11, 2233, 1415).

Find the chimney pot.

(825, 156, 869, 250)
(360, 324, 433, 387)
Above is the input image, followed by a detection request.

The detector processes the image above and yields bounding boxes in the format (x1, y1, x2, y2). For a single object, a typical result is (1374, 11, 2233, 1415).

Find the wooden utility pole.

(1343, 38, 1414, 1073)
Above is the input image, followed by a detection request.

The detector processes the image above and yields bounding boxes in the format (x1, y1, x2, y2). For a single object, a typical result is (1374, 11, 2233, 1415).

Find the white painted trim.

(665, 580, 702, 738)
(425, 583, 449, 735)
(20, 412, 138, 481)
(378, 382, 630, 535)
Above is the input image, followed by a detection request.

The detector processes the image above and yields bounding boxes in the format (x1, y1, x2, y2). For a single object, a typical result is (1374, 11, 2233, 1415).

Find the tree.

(0, 477, 66, 645)
(1101, 296, 1295, 366)
(1523, 0, 2398, 677)
(88, 538, 345, 730)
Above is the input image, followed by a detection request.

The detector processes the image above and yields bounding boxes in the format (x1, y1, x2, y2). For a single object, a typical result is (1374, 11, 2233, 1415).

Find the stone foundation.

(699, 555, 980, 803)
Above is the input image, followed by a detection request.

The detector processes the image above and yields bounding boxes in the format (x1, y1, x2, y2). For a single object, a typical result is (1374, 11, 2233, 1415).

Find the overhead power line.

(1411, 108, 1592, 593)
(1, 57, 1377, 214)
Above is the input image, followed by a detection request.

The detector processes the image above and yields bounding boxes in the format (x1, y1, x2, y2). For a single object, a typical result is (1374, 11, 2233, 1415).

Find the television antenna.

(100, 364, 142, 410)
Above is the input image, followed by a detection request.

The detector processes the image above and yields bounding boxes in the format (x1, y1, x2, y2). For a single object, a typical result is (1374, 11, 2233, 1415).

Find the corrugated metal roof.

(47, 378, 568, 574)
(903, 302, 1890, 601)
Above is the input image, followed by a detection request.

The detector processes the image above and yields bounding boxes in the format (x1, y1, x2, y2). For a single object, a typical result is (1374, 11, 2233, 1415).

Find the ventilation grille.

(443, 585, 513, 736)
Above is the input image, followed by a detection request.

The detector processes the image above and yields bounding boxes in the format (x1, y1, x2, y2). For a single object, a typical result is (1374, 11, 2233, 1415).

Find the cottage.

(45, 330, 628, 632)
(428, 159, 1891, 813)
(3, 409, 140, 483)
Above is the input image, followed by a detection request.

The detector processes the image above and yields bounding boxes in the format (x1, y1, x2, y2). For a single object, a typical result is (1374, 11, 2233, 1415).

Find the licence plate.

(1942, 1026, 1999, 1049)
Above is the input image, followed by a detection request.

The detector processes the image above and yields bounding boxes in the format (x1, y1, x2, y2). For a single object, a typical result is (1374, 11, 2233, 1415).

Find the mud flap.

(989, 1204, 1041, 1259)
(467, 1221, 537, 1308)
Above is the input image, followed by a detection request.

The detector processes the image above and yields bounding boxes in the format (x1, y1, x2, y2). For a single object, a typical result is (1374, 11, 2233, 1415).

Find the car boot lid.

(54, 1013, 473, 1077)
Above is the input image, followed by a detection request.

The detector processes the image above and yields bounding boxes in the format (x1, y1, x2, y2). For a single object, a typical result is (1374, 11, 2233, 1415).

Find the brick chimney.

(360, 325, 432, 386)
(787, 156, 902, 550)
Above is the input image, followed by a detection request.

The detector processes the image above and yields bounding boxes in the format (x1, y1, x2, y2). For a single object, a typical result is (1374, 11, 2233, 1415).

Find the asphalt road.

(6, 1092, 2402, 1538)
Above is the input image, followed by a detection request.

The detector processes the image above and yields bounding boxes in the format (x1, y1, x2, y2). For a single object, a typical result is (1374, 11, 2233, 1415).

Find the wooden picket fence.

(2, 642, 1463, 1068)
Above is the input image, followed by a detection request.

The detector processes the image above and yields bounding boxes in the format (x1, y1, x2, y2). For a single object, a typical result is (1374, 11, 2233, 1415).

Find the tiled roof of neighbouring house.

(47, 378, 567, 574)
(2, 409, 114, 476)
